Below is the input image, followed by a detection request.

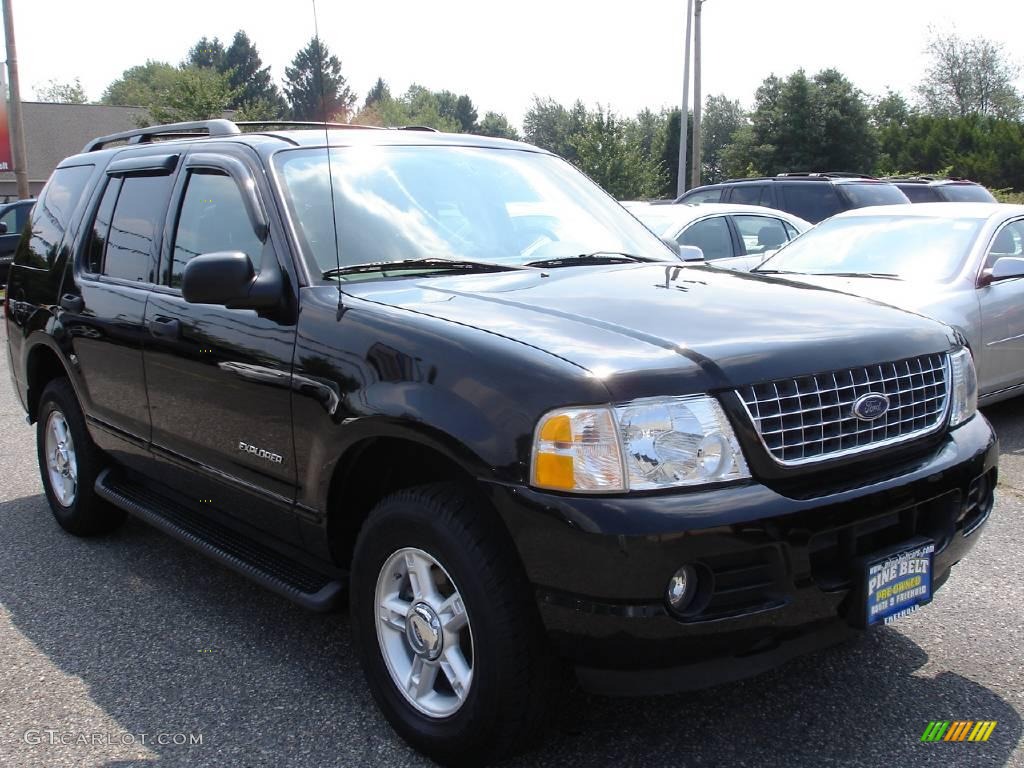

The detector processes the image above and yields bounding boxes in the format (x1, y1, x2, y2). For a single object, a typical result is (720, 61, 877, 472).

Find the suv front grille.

(737, 353, 949, 466)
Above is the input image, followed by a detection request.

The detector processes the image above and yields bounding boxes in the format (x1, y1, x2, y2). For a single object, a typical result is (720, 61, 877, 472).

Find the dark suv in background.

(0, 198, 35, 285)
(884, 176, 998, 203)
(3, 120, 996, 765)
(676, 172, 910, 223)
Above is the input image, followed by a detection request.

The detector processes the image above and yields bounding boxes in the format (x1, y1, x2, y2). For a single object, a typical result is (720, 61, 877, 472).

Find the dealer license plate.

(865, 542, 935, 626)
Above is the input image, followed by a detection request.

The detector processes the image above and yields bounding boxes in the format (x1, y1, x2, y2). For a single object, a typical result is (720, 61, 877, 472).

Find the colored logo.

(921, 721, 997, 742)
(852, 393, 890, 420)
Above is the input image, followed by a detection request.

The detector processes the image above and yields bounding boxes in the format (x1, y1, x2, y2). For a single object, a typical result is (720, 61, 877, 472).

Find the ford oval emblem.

(852, 393, 890, 420)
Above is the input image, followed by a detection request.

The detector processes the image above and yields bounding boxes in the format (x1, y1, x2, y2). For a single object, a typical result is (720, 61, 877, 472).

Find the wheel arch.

(24, 339, 77, 423)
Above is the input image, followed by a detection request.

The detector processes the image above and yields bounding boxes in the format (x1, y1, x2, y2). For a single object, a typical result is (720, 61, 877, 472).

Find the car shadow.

(983, 399, 1023, 456)
(0, 493, 1019, 768)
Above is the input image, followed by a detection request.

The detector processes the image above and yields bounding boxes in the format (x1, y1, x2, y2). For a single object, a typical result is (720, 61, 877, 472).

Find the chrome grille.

(737, 353, 949, 466)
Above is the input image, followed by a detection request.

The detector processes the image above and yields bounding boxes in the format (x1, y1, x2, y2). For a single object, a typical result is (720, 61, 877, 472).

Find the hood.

(341, 264, 956, 399)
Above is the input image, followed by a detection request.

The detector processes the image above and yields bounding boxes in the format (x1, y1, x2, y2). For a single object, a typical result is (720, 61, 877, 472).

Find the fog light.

(666, 565, 697, 613)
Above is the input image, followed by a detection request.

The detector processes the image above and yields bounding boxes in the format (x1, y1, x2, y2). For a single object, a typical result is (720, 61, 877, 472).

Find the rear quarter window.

(779, 183, 843, 223)
(839, 183, 909, 208)
(939, 184, 997, 203)
(15, 165, 94, 269)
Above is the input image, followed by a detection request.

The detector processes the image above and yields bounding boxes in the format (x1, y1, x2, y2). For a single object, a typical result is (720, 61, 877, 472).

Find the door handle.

(148, 317, 181, 339)
(59, 294, 84, 313)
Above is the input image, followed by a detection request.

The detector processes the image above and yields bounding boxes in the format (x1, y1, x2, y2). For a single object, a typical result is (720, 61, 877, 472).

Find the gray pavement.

(0, 323, 1022, 767)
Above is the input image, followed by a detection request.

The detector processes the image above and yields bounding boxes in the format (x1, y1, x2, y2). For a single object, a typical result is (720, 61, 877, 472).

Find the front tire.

(36, 378, 125, 536)
(350, 483, 551, 766)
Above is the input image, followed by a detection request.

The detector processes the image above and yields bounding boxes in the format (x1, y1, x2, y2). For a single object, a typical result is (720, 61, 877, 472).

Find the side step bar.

(95, 469, 344, 611)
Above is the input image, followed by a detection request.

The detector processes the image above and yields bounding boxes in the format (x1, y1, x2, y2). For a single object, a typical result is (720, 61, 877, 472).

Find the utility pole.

(690, 0, 705, 189)
(676, 0, 693, 199)
(2, 0, 29, 199)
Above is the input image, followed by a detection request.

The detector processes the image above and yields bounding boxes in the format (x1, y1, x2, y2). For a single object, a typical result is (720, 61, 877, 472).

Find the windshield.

(628, 208, 679, 236)
(757, 215, 983, 281)
(274, 146, 671, 276)
(839, 183, 909, 207)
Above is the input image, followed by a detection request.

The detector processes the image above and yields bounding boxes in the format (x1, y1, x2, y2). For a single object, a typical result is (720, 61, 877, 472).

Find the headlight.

(531, 395, 750, 493)
(949, 347, 977, 427)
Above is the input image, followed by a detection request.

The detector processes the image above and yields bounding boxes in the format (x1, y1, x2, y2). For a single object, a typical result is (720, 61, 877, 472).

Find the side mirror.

(181, 251, 281, 310)
(677, 245, 705, 262)
(0, 222, 8, 235)
(990, 256, 1024, 282)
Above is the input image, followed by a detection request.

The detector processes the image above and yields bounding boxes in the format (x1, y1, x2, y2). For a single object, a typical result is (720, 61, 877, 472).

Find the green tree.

(917, 29, 1023, 120)
(364, 77, 390, 108)
(523, 97, 588, 162)
(34, 77, 88, 104)
(147, 66, 237, 124)
(284, 37, 355, 121)
(185, 36, 225, 69)
(699, 95, 745, 183)
(454, 95, 478, 132)
(745, 69, 877, 175)
(221, 30, 283, 113)
(101, 61, 179, 106)
(475, 111, 520, 140)
(570, 107, 666, 199)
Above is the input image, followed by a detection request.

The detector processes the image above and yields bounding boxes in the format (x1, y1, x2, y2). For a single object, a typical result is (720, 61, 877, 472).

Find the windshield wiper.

(322, 257, 526, 279)
(809, 271, 903, 280)
(524, 251, 652, 268)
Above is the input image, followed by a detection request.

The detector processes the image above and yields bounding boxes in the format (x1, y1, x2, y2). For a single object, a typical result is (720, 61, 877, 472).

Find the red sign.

(0, 69, 11, 172)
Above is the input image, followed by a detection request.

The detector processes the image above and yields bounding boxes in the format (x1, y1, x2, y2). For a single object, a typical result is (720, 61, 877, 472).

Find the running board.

(95, 468, 344, 611)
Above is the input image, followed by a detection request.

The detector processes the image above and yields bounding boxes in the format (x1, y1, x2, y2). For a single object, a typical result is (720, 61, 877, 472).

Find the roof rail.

(234, 120, 383, 132)
(775, 171, 878, 180)
(83, 119, 241, 153)
(396, 125, 440, 132)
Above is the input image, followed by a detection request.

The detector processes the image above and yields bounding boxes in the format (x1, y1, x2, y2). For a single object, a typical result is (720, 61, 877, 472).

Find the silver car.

(755, 202, 1024, 404)
(623, 202, 811, 271)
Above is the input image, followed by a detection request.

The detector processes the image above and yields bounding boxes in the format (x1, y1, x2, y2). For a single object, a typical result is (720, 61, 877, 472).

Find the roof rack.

(775, 171, 878, 180)
(83, 119, 240, 153)
(396, 125, 440, 132)
(234, 120, 383, 132)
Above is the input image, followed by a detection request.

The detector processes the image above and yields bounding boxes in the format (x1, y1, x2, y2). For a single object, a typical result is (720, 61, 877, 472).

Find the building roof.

(1, 101, 149, 185)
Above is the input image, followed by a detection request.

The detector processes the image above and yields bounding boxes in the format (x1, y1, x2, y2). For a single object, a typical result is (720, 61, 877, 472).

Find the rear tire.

(350, 482, 552, 766)
(36, 378, 125, 536)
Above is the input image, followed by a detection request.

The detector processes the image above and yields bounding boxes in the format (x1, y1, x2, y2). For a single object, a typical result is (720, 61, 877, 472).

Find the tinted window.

(0, 206, 19, 234)
(169, 171, 264, 287)
(85, 177, 122, 274)
(678, 216, 734, 260)
(103, 174, 173, 282)
(780, 183, 843, 223)
(899, 185, 941, 203)
(680, 188, 723, 204)
(17, 165, 93, 269)
(733, 214, 792, 255)
(839, 183, 909, 208)
(940, 184, 997, 203)
(729, 185, 768, 206)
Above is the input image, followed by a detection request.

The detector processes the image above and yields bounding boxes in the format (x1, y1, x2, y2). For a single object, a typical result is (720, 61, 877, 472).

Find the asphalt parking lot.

(0, 324, 1021, 768)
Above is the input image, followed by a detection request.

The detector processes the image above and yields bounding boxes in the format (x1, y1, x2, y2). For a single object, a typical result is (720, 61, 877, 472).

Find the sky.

(8, 0, 1024, 127)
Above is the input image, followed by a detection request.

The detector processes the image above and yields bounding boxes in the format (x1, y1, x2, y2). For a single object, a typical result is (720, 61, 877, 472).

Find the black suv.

(883, 176, 998, 204)
(3, 120, 997, 765)
(676, 173, 910, 223)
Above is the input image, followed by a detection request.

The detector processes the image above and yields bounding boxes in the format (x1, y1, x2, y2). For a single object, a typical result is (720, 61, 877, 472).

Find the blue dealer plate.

(865, 542, 935, 625)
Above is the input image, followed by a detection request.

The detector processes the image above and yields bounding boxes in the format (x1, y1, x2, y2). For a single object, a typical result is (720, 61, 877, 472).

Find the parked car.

(0, 198, 35, 285)
(623, 201, 811, 270)
(755, 202, 1024, 404)
(676, 173, 910, 223)
(884, 177, 997, 204)
(5, 120, 996, 765)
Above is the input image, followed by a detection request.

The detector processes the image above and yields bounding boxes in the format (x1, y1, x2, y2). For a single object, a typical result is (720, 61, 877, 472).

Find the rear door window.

(16, 165, 93, 269)
(779, 183, 843, 223)
(839, 182, 909, 208)
(729, 185, 769, 207)
(732, 215, 793, 255)
(678, 216, 735, 260)
(87, 174, 173, 282)
(899, 185, 941, 203)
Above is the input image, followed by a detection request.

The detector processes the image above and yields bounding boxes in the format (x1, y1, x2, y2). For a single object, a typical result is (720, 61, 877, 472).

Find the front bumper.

(483, 414, 997, 695)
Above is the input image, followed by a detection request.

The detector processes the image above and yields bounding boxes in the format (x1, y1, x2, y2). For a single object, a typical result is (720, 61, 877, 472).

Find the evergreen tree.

(222, 30, 283, 113)
(283, 37, 355, 121)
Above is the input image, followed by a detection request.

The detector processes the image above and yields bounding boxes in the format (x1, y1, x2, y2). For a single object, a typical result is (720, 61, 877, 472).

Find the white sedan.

(622, 202, 812, 270)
